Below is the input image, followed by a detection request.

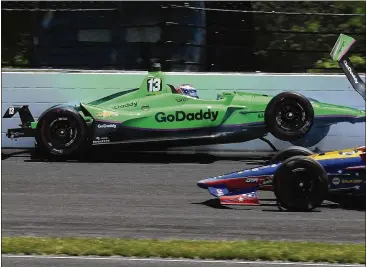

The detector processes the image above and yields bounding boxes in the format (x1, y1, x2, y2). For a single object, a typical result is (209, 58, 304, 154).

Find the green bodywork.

(30, 70, 365, 131)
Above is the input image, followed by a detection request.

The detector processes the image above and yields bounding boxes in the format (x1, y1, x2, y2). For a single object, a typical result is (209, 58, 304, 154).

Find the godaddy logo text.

(344, 60, 359, 84)
(155, 109, 219, 123)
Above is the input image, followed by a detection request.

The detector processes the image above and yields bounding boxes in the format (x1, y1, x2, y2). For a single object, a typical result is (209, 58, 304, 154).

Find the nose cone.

(197, 179, 209, 189)
(349, 108, 366, 118)
(352, 115, 366, 123)
(316, 102, 365, 116)
(313, 101, 366, 124)
(343, 108, 366, 123)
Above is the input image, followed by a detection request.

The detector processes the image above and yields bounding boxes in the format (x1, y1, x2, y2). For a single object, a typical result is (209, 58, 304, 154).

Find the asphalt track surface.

(2, 150, 365, 244)
(2, 255, 364, 267)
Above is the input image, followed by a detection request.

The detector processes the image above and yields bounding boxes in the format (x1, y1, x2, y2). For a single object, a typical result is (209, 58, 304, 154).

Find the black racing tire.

(273, 155, 328, 212)
(270, 146, 314, 164)
(35, 105, 88, 158)
(265, 92, 314, 142)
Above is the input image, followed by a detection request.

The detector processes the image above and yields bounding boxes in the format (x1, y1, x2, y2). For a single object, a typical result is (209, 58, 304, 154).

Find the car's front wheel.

(265, 92, 314, 141)
(36, 106, 89, 158)
(273, 155, 328, 211)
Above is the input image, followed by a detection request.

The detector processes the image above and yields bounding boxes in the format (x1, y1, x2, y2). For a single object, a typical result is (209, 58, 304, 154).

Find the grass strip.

(2, 237, 365, 264)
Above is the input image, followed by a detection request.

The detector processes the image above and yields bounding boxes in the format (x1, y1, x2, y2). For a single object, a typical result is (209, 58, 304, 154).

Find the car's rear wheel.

(265, 92, 314, 141)
(36, 106, 88, 158)
(273, 156, 328, 211)
(270, 146, 314, 164)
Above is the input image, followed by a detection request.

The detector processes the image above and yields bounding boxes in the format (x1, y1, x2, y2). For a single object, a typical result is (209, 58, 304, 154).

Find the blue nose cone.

(197, 179, 209, 189)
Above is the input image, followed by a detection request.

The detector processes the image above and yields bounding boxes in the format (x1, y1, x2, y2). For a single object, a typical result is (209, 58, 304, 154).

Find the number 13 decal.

(147, 78, 162, 92)
(9, 107, 15, 115)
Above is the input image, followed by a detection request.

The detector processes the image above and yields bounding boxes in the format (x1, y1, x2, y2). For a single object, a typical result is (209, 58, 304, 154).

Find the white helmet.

(176, 84, 199, 99)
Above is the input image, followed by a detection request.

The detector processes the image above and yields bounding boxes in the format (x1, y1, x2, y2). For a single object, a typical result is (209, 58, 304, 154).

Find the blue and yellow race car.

(197, 33, 366, 212)
(197, 146, 366, 211)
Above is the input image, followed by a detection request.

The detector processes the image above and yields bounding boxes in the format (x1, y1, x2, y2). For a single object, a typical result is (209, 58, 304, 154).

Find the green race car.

(3, 35, 365, 158)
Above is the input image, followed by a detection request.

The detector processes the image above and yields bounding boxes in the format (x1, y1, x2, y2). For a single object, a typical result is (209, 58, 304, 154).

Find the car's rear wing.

(330, 33, 365, 101)
(3, 105, 35, 126)
(2, 105, 36, 138)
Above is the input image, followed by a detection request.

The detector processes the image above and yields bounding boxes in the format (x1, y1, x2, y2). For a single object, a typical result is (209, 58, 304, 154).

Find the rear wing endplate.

(3, 105, 35, 127)
(330, 34, 365, 101)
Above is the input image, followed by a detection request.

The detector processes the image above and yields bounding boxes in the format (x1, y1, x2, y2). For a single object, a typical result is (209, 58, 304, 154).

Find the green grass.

(2, 237, 365, 264)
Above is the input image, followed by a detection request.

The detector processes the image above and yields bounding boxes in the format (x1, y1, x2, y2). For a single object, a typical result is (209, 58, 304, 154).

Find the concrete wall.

(2, 69, 365, 151)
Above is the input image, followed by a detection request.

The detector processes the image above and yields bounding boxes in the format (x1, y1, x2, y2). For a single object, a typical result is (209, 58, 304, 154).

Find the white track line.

(2, 255, 363, 266)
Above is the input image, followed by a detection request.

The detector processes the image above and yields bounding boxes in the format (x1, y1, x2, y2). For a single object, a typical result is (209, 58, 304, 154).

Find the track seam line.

(2, 254, 364, 266)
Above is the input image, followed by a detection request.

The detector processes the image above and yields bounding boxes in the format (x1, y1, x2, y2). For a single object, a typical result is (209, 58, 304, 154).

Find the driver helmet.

(176, 84, 199, 99)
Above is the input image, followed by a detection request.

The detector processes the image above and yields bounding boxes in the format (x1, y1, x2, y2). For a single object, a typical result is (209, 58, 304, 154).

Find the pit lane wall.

(1, 69, 365, 151)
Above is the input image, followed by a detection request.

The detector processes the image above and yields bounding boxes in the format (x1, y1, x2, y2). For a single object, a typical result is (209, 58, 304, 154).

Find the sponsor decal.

(93, 136, 111, 144)
(64, 128, 77, 147)
(301, 121, 311, 131)
(176, 97, 188, 103)
(155, 109, 219, 123)
(98, 124, 117, 129)
(96, 110, 119, 118)
(246, 192, 258, 198)
(332, 177, 341, 185)
(112, 102, 137, 109)
(9, 131, 25, 138)
(239, 192, 257, 202)
(260, 177, 273, 186)
(216, 188, 225, 196)
(342, 179, 362, 184)
(147, 77, 162, 92)
(246, 178, 259, 183)
(52, 117, 68, 122)
(8, 107, 15, 115)
(336, 41, 345, 57)
(250, 165, 278, 172)
(343, 60, 359, 84)
(257, 113, 264, 119)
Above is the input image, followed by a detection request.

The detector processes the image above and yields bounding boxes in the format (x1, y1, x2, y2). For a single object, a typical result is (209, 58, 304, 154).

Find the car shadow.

(194, 198, 326, 212)
(1, 149, 30, 160)
(196, 197, 365, 212)
(326, 195, 366, 211)
(261, 208, 322, 213)
(29, 152, 219, 164)
(261, 201, 365, 212)
(3, 146, 271, 164)
(192, 199, 234, 209)
(261, 201, 341, 212)
(193, 198, 280, 210)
